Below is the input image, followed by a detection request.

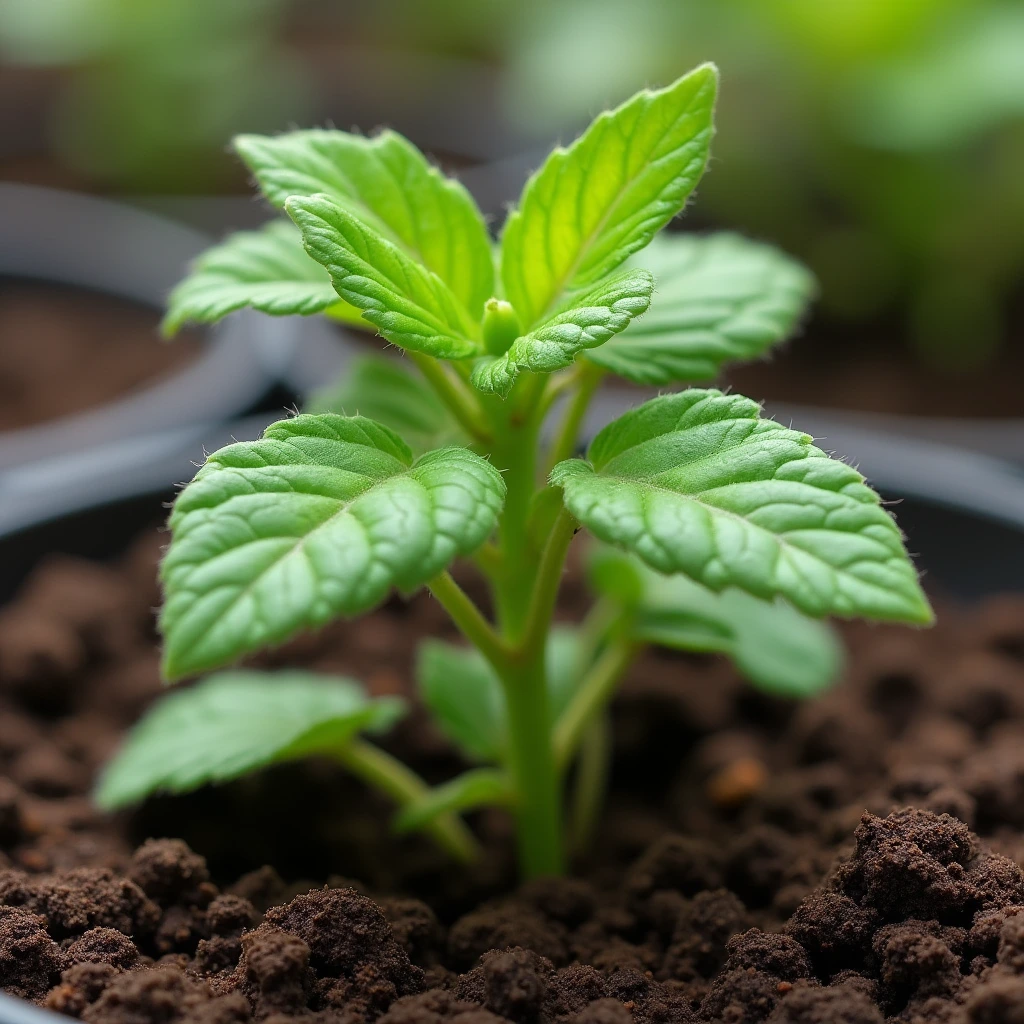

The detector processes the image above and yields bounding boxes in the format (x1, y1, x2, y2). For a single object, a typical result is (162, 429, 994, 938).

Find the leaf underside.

(162, 221, 339, 335)
(586, 233, 816, 384)
(95, 671, 405, 809)
(236, 128, 494, 318)
(160, 413, 505, 679)
(589, 547, 842, 697)
(501, 63, 717, 330)
(553, 389, 932, 625)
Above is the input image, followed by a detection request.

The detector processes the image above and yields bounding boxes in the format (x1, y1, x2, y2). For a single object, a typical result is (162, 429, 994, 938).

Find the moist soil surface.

(3, 532, 1024, 1023)
(0, 282, 201, 432)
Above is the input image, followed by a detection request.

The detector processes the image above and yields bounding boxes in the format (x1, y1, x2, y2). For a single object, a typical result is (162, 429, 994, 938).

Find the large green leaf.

(418, 628, 585, 763)
(287, 196, 479, 359)
(470, 268, 654, 397)
(589, 548, 842, 697)
(552, 390, 932, 625)
(500, 63, 717, 330)
(95, 672, 405, 810)
(307, 355, 467, 456)
(235, 129, 494, 318)
(162, 221, 340, 335)
(585, 233, 816, 384)
(160, 414, 505, 679)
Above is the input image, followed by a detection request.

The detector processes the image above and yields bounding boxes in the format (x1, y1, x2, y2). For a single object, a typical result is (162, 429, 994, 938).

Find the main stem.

(490, 387, 568, 876)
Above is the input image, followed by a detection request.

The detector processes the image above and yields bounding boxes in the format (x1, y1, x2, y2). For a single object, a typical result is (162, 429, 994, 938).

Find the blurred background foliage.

(0, 0, 1021, 382)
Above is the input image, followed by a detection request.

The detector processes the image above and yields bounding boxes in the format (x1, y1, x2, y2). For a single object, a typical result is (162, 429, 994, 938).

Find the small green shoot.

(101, 62, 933, 879)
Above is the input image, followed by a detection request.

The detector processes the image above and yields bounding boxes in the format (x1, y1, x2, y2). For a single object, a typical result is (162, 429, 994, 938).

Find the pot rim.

(0, 183, 298, 472)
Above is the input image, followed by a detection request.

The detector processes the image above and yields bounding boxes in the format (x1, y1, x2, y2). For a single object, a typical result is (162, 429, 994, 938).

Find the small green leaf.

(235, 129, 494, 318)
(162, 221, 339, 335)
(95, 671, 405, 810)
(160, 414, 505, 679)
(470, 269, 654, 397)
(287, 195, 479, 359)
(416, 640, 505, 763)
(589, 548, 842, 697)
(586, 233, 816, 384)
(393, 768, 511, 834)
(501, 63, 717, 330)
(306, 355, 467, 456)
(418, 628, 585, 763)
(552, 390, 932, 625)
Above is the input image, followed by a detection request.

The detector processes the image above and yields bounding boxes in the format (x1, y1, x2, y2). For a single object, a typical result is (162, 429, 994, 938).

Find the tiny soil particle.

(0, 282, 201, 432)
(3, 531, 1024, 1023)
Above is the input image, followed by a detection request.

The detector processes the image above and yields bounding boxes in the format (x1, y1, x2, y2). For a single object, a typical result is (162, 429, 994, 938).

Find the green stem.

(427, 571, 509, 674)
(492, 418, 543, 639)
(498, 654, 565, 876)
(336, 738, 482, 863)
(544, 364, 604, 475)
(517, 508, 577, 662)
(410, 352, 491, 443)
(567, 714, 611, 857)
(554, 639, 637, 772)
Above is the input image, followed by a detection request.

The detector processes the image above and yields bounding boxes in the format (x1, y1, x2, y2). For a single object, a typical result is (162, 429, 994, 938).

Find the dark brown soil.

(0, 282, 201, 432)
(3, 531, 1024, 1023)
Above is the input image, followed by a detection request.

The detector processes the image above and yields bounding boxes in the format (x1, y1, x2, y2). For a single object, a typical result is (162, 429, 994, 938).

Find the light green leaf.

(235, 129, 494, 317)
(585, 233, 816, 384)
(470, 268, 654, 397)
(307, 355, 467, 456)
(162, 221, 340, 335)
(552, 389, 932, 625)
(160, 414, 505, 679)
(95, 671, 405, 810)
(500, 63, 717, 330)
(287, 195, 479, 359)
(418, 628, 585, 763)
(589, 548, 842, 697)
(393, 768, 511, 834)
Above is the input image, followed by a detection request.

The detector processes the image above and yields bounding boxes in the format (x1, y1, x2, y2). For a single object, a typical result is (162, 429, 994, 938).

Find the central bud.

(482, 298, 520, 356)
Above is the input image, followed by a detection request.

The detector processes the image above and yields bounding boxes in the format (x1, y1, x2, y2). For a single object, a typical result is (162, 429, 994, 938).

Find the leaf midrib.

(526, 88, 708, 326)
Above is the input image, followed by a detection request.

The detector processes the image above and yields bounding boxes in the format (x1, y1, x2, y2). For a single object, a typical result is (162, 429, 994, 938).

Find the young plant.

(98, 63, 933, 879)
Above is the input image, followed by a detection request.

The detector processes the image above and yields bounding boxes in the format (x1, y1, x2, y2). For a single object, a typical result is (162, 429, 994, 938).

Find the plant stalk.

(410, 352, 491, 443)
(544, 364, 604, 474)
(554, 639, 637, 771)
(567, 713, 612, 856)
(336, 738, 482, 863)
(498, 654, 565, 876)
(427, 571, 509, 674)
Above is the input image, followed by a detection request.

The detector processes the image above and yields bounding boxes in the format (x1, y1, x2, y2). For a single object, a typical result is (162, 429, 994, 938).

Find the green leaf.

(470, 268, 654, 397)
(95, 671, 405, 810)
(160, 414, 506, 679)
(552, 389, 932, 625)
(286, 195, 479, 359)
(235, 129, 494, 318)
(418, 628, 585, 763)
(393, 768, 511, 834)
(589, 548, 842, 697)
(306, 355, 467, 456)
(500, 63, 717, 330)
(162, 221, 340, 335)
(585, 233, 816, 384)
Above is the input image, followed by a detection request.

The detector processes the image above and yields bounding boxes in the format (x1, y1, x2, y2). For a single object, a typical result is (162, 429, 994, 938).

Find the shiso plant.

(97, 63, 933, 878)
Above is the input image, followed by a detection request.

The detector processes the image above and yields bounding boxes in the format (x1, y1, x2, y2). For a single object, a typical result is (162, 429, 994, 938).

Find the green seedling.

(97, 64, 933, 878)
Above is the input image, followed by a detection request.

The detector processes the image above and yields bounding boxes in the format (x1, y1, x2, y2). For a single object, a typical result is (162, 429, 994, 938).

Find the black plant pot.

(0, 185, 310, 534)
(1, 415, 1024, 1024)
